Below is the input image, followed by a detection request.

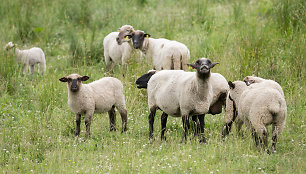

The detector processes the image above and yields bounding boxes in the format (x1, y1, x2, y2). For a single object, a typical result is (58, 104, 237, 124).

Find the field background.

(0, 0, 305, 173)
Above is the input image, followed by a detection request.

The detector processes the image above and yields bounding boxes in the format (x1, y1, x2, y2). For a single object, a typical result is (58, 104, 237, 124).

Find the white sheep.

(243, 75, 284, 97)
(122, 30, 190, 71)
(146, 58, 219, 142)
(228, 80, 286, 152)
(59, 74, 127, 137)
(103, 25, 135, 71)
(135, 68, 229, 137)
(4, 42, 46, 74)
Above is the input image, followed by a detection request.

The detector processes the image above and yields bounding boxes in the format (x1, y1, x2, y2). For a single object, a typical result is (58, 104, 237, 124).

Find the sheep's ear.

(80, 76, 89, 81)
(228, 81, 235, 89)
(210, 62, 219, 68)
(59, 77, 68, 82)
(187, 63, 197, 69)
(144, 34, 150, 38)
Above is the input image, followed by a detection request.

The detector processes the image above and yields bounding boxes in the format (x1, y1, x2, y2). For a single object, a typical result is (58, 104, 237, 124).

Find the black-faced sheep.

(5, 42, 46, 74)
(122, 30, 190, 71)
(228, 81, 286, 152)
(59, 74, 127, 137)
(143, 58, 218, 142)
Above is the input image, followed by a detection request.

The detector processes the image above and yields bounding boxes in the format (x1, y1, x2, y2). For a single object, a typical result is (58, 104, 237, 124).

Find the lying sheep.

(4, 42, 46, 74)
(59, 74, 127, 137)
(136, 68, 229, 137)
(145, 58, 219, 142)
(228, 81, 286, 152)
(244, 75, 284, 97)
(103, 25, 135, 70)
(122, 30, 190, 71)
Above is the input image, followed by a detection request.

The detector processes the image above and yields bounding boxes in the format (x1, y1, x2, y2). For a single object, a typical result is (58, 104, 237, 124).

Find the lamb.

(59, 74, 127, 138)
(243, 75, 284, 97)
(4, 42, 46, 74)
(121, 30, 190, 71)
(228, 80, 286, 152)
(145, 58, 219, 142)
(103, 25, 135, 70)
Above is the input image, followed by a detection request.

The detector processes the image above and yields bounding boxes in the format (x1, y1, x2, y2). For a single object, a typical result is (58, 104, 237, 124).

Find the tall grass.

(0, 0, 305, 173)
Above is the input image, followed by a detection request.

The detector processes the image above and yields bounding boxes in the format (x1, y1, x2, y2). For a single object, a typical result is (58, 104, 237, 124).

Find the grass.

(0, 0, 305, 173)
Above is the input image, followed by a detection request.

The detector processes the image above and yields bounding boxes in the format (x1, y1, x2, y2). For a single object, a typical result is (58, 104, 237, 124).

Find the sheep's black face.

(129, 31, 150, 49)
(59, 74, 90, 93)
(135, 71, 156, 89)
(187, 58, 219, 78)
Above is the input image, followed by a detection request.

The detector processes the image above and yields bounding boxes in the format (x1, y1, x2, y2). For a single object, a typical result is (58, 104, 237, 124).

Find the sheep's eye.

(196, 60, 200, 64)
(67, 78, 72, 82)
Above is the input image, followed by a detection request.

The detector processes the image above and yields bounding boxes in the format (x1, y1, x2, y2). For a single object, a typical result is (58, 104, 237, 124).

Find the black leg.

(181, 115, 189, 142)
(161, 112, 168, 141)
(192, 116, 199, 137)
(148, 108, 156, 139)
(198, 114, 206, 143)
(108, 106, 116, 131)
(75, 114, 81, 136)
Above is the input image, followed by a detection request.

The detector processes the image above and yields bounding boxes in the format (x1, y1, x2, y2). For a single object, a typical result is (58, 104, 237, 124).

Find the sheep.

(222, 76, 285, 139)
(145, 58, 219, 142)
(103, 25, 135, 71)
(122, 30, 190, 71)
(136, 68, 229, 137)
(4, 42, 46, 74)
(59, 74, 127, 138)
(228, 80, 287, 152)
(243, 75, 284, 97)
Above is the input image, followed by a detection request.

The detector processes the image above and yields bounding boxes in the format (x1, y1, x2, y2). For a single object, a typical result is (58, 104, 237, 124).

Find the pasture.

(0, 0, 305, 173)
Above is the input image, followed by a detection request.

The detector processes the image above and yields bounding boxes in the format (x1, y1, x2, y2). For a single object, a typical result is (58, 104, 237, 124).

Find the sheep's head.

(124, 30, 150, 49)
(243, 76, 264, 86)
(135, 70, 157, 89)
(59, 74, 89, 92)
(187, 58, 218, 78)
(4, 42, 15, 51)
(116, 25, 135, 45)
(228, 81, 247, 104)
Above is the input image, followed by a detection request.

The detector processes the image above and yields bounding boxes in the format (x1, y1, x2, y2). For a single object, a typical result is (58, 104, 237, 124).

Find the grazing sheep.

(59, 74, 127, 137)
(243, 75, 284, 97)
(146, 58, 218, 142)
(228, 81, 286, 152)
(103, 25, 135, 70)
(122, 30, 190, 71)
(4, 42, 46, 74)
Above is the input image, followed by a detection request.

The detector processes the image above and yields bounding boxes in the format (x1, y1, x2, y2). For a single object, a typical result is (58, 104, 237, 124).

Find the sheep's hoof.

(199, 138, 207, 144)
(110, 127, 117, 132)
(161, 136, 167, 141)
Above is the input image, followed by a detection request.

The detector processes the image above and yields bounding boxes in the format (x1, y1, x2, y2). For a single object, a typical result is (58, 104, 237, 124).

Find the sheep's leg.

(181, 115, 189, 143)
(104, 51, 111, 71)
(222, 108, 237, 139)
(23, 63, 29, 74)
(198, 114, 206, 143)
(271, 124, 278, 153)
(148, 108, 156, 139)
(236, 119, 244, 138)
(160, 112, 168, 141)
(30, 64, 35, 74)
(119, 108, 127, 133)
(191, 116, 199, 137)
(108, 106, 117, 131)
(85, 113, 93, 138)
(252, 128, 260, 147)
(75, 114, 81, 136)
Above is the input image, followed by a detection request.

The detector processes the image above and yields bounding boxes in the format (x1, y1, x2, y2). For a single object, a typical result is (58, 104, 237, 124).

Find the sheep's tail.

(181, 49, 190, 71)
(135, 70, 157, 89)
(39, 51, 46, 74)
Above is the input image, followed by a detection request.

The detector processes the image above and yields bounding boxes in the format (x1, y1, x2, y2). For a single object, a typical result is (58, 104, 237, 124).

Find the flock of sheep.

(4, 25, 287, 153)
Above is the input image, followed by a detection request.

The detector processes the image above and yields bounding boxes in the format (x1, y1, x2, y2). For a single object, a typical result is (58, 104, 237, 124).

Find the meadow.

(0, 0, 305, 173)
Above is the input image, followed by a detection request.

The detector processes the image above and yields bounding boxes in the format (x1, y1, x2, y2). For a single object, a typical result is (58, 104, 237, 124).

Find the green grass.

(0, 0, 305, 173)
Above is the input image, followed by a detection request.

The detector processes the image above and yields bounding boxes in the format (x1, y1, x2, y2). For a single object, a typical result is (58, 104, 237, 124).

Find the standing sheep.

(4, 42, 46, 74)
(103, 25, 135, 71)
(59, 74, 127, 138)
(146, 58, 218, 142)
(122, 30, 190, 71)
(228, 81, 286, 152)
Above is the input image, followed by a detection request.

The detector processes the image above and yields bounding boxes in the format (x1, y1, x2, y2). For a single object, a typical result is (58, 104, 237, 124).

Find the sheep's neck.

(195, 73, 210, 98)
(141, 38, 151, 56)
